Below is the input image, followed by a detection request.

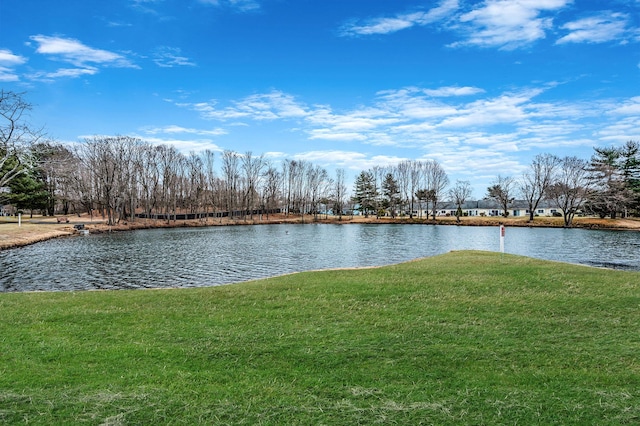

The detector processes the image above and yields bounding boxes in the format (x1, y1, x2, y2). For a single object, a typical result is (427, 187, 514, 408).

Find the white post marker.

(18, 213, 22, 227)
(499, 224, 505, 253)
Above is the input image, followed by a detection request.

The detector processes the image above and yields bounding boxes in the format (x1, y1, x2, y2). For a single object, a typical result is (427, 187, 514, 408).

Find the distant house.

(410, 199, 561, 218)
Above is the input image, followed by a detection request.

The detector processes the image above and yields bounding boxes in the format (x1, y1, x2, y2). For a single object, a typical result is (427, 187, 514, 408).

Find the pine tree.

(381, 172, 400, 217)
(352, 170, 377, 218)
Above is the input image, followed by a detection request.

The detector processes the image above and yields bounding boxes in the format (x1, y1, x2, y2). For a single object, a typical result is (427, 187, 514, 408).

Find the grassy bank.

(1, 251, 638, 424)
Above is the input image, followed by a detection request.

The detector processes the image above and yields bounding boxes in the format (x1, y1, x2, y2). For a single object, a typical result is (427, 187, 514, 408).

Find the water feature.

(1, 224, 638, 292)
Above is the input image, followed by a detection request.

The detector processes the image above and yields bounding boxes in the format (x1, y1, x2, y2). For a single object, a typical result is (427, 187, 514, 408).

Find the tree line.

(2, 91, 640, 227)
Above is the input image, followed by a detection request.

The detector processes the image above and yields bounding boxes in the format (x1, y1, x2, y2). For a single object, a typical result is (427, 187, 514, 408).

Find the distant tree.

(352, 170, 377, 217)
(423, 160, 449, 220)
(448, 180, 472, 222)
(619, 141, 640, 215)
(306, 164, 330, 221)
(241, 151, 265, 220)
(547, 156, 591, 227)
(414, 189, 431, 219)
(519, 153, 561, 221)
(587, 147, 628, 219)
(261, 164, 281, 220)
(381, 172, 401, 217)
(221, 150, 240, 218)
(332, 168, 348, 220)
(6, 165, 48, 216)
(1, 91, 44, 190)
(486, 175, 515, 217)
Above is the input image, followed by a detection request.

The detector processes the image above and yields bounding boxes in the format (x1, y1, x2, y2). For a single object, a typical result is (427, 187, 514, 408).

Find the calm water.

(1, 224, 639, 292)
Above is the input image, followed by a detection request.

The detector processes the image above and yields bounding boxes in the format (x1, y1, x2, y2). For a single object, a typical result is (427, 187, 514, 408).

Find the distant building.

(411, 199, 561, 218)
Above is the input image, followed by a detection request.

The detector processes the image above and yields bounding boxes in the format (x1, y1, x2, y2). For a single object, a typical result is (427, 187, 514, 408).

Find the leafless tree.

(332, 168, 348, 220)
(448, 180, 472, 222)
(221, 150, 240, 219)
(423, 160, 449, 220)
(1, 91, 44, 192)
(261, 164, 281, 220)
(547, 156, 591, 227)
(241, 151, 265, 220)
(487, 175, 515, 217)
(519, 153, 561, 221)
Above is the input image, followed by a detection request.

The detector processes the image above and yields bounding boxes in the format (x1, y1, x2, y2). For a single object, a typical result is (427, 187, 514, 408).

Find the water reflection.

(1, 224, 638, 292)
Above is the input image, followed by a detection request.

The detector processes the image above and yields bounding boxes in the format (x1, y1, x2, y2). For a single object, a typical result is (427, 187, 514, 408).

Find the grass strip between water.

(0, 250, 638, 424)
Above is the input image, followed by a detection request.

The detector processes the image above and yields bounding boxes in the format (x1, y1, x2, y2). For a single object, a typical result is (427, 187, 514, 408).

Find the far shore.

(1, 213, 639, 251)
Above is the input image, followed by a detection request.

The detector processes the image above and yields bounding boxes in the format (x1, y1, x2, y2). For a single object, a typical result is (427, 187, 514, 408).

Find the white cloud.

(40, 67, 98, 79)
(609, 96, 640, 115)
(30, 35, 138, 69)
(557, 12, 630, 44)
(0, 49, 27, 82)
(152, 47, 196, 68)
(178, 84, 639, 182)
(197, 0, 260, 12)
(183, 91, 309, 121)
(142, 125, 227, 136)
(437, 90, 544, 128)
(0, 49, 26, 66)
(340, 0, 459, 36)
(136, 136, 224, 152)
(293, 150, 408, 171)
(451, 0, 571, 50)
(423, 86, 486, 97)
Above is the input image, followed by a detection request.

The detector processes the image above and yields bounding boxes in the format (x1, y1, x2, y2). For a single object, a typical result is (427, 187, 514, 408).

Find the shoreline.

(2, 213, 639, 252)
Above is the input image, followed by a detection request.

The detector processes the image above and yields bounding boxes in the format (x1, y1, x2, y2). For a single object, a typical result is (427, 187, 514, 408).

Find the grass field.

(0, 251, 638, 424)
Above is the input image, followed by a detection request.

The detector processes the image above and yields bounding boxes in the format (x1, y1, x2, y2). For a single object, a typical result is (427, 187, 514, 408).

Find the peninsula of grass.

(1, 251, 638, 424)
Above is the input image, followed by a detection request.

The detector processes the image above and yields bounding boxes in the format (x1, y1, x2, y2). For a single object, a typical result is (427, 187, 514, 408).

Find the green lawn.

(1, 251, 638, 425)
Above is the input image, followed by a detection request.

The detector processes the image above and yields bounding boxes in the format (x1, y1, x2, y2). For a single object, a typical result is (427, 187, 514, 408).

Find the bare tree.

(201, 149, 216, 221)
(306, 164, 330, 221)
(221, 150, 240, 219)
(487, 175, 515, 217)
(424, 160, 449, 220)
(547, 156, 591, 227)
(241, 151, 265, 220)
(396, 161, 411, 217)
(1, 91, 44, 192)
(261, 164, 281, 220)
(449, 180, 472, 222)
(520, 153, 561, 221)
(138, 144, 161, 220)
(332, 168, 348, 220)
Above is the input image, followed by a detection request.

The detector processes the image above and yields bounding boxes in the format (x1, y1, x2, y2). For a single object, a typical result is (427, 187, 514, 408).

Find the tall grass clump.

(0, 251, 638, 424)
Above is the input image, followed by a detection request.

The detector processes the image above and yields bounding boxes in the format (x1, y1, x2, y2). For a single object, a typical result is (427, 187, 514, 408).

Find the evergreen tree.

(352, 170, 377, 218)
(619, 141, 640, 214)
(7, 167, 48, 216)
(381, 172, 401, 217)
(587, 146, 631, 218)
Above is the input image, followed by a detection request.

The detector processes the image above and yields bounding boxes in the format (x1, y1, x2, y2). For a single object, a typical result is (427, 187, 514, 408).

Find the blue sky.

(1, 0, 639, 197)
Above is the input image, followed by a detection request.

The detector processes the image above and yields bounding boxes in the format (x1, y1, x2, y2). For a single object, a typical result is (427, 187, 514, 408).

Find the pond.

(1, 224, 638, 292)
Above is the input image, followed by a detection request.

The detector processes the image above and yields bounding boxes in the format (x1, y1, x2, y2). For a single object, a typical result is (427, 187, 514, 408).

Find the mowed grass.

(0, 251, 638, 425)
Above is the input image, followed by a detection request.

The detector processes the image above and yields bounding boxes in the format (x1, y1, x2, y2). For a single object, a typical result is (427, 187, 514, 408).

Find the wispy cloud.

(152, 47, 196, 68)
(451, 0, 572, 50)
(28, 35, 138, 80)
(0, 49, 27, 82)
(27, 67, 99, 81)
(339, 0, 459, 36)
(30, 35, 137, 68)
(175, 82, 637, 178)
(197, 0, 260, 12)
(182, 91, 309, 121)
(423, 86, 485, 97)
(142, 124, 227, 136)
(556, 12, 631, 44)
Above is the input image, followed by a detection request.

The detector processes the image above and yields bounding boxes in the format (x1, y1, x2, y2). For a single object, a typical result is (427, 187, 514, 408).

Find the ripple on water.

(1, 224, 638, 292)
